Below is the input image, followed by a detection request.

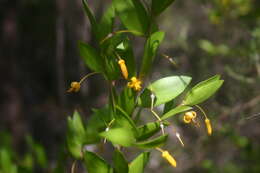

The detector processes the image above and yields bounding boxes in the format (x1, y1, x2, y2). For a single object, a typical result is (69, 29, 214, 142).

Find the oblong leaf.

(148, 76, 192, 106)
(189, 75, 220, 91)
(183, 75, 224, 105)
(67, 111, 86, 159)
(161, 105, 192, 120)
(83, 151, 113, 173)
(100, 128, 135, 147)
(79, 42, 104, 73)
(82, 0, 99, 39)
(129, 152, 150, 173)
(135, 135, 168, 149)
(112, 0, 149, 36)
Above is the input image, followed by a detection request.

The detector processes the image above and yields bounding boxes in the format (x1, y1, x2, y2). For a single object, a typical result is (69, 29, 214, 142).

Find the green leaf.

(98, 5, 115, 40)
(148, 76, 192, 106)
(112, 0, 149, 36)
(117, 88, 136, 115)
(85, 106, 113, 144)
(83, 151, 113, 173)
(188, 75, 220, 91)
(33, 144, 47, 168)
(163, 100, 175, 114)
(100, 128, 135, 147)
(129, 152, 150, 173)
(161, 105, 192, 120)
(79, 42, 104, 73)
(137, 88, 152, 107)
(0, 149, 17, 173)
(152, 0, 176, 16)
(113, 149, 128, 173)
(137, 122, 169, 141)
(140, 31, 165, 78)
(183, 75, 224, 105)
(115, 105, 138, 133)
(82, 0, 99, 40)
(66, 111, 86, 159)
(135, 135, 168, 149)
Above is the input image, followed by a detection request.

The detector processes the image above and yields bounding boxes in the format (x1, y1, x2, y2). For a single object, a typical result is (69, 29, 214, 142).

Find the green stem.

(79, 72, 99, 84)
(195, 105, 208, 119)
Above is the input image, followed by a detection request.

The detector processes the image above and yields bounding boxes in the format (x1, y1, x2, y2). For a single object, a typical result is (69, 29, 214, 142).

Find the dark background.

(0, 0, 260, 172)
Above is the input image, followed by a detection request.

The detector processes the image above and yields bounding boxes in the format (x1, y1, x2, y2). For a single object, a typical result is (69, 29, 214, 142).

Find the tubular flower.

(205, 118, 212, 136)
(127, 77, 142, 91)
(67, 82, 81, 93)
(161, 150, 177, 168)
(183, 111, 197, 123)
(118, 59, 128, 79)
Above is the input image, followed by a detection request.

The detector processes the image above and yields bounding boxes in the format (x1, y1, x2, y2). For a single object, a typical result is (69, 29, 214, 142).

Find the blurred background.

(0, 0, 260, 172)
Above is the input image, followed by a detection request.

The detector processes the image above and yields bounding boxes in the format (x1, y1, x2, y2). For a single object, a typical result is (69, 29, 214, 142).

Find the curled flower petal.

(127, 77, 142, 91)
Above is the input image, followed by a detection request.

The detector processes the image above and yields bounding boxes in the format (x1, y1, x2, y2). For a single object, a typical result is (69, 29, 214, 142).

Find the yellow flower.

(183, 111, 196, 123)
(67, 82, 81, 93)
(118, 59, 128, 79)
(162, 150, 177, 168)
(205, 118, 212, 136)
(127, 77, 142, 91)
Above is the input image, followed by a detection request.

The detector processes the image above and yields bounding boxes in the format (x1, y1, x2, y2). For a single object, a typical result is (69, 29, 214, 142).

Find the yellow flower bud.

(118, 59, 128, 79)
(162, 151, 177, 168)
(205, 118, 212, 136)
(127, 77, 142, 91)
(67, 82, 81, 93)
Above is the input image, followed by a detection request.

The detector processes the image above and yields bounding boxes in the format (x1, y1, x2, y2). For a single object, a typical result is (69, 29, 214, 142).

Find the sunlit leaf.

(148, 76, 192, 106)
(100, 128, 135, 147)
